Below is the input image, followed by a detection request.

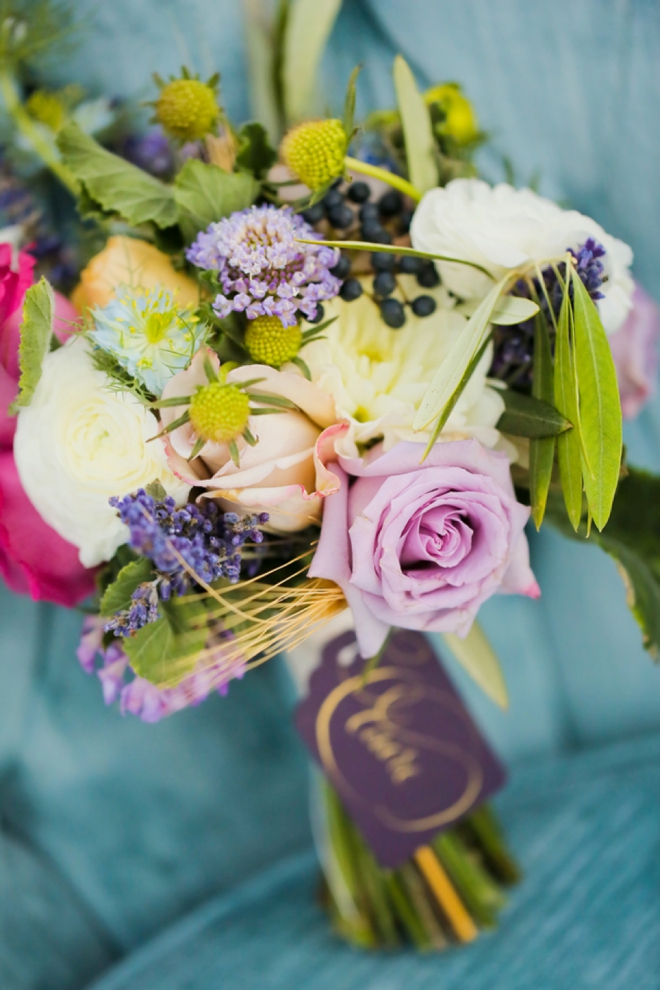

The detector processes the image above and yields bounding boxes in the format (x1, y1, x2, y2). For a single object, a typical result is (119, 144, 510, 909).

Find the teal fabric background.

(2, 1, 660, 987)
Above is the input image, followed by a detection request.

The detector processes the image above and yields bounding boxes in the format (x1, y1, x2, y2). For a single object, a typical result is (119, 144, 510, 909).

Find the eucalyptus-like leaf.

(441, 622, 509, 709)
(414, 279, 507, 433)
(57, 123, 178, 228)
(282, 0, 343, 124)
(529, 313, 556, 528)
(497, 389, 571, 439)
(457, 295, 540, 325)
(9, 278, 53, 413)
(392, 55, 437, 194)
(571, 269, 623, 531)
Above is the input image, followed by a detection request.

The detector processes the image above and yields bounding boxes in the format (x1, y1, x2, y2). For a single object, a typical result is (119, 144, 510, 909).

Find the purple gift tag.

(295, 628, 506, 868)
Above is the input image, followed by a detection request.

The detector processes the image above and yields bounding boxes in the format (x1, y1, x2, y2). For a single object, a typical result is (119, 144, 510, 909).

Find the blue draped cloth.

(2, 2, 660, 987)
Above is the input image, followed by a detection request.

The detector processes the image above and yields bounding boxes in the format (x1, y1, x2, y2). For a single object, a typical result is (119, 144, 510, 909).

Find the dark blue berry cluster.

(105, 490, 268, 636)
(301, 180, 439, 330)
(490, 238, 607, 386)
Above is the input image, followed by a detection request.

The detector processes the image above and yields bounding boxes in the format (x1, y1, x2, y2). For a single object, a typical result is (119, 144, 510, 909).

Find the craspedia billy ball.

(155, 79, 219, 142)
(189, 382, 250, 444)
(245, 315, 302, 367)
(280, 119, 347, 190)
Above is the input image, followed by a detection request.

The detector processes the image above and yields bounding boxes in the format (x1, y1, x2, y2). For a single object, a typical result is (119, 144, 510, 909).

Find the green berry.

(155, 79, 219, 141)
(244, 316, 302, 367)
(189, 382, 250, 444)
(280, 119, 347, 190)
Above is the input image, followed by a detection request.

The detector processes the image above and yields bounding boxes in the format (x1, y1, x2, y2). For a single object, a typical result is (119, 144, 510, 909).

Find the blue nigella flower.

(90, 285, 205, 395)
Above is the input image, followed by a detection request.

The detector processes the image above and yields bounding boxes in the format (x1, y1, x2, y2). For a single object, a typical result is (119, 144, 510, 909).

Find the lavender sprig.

(105, 490, 268, 637)
(490, 237, 607, 385)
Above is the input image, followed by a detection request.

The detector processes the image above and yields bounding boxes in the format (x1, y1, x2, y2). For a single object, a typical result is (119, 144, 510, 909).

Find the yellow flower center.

(280, 119, 347, 190)
(244, 316, 302, 367)
(141, 310, 176, 344)
(189, 382, 250, 443)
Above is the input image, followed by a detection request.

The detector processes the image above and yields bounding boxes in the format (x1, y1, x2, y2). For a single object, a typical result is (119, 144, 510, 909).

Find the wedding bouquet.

(2, 0, 660, 953)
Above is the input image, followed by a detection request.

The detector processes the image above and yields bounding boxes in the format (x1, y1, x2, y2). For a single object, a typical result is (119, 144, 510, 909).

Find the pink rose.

(162, 347, 343, 532)
(0, 245, 95, 605)
(608, 283, 660, 420)
(310, 439, 540, 657)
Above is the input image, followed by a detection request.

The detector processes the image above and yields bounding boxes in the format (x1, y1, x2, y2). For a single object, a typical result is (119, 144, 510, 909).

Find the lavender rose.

(310, 439, 540, 658)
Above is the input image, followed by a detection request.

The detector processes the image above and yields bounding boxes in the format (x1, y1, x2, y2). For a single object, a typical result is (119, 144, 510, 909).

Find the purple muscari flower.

(490, 237, 607, 385)
(105, 490, 267, 636)
(76, 619, 245, 722)
(186, 204, 341, 326)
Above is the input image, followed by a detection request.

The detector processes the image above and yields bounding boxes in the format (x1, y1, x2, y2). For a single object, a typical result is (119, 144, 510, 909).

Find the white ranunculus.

(14, 338, 190, 567)
(299, 277, 505, 458)
(411, 178, 634, 335)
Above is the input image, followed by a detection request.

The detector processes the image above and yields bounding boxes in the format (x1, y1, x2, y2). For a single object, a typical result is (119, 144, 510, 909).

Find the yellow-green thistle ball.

(26, 90, 66, 132)
(244, 316, 302, 367)
(189, 382, 250, 444)
(425, 83, 479, 146)
(155, 79, 219, 141)
(280, 119, 347, 191)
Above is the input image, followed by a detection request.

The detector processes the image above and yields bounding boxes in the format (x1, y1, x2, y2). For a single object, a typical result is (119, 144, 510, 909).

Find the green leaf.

(457, 295, 539, 325)
(343, 64, 361, 137)
(124, 599, 208, 686)
(9, 278, 54, 413)
(174, 160, 259, 241)
(571, 269, 623, 531)
(497, 388, 571, 439)
(57, 122, 178, 228)
(242, 0, 282, 141)
(282, 0, 343, 124)
(441, 621, 508, 708)
(545, 468, 660, 657)
(414, 278, 507, 433)
(100, 558, 154, 618)
(554, 288, 583, 530)
(530, 313, 556, 528)
(235, 122, 277, 179)
(392, 54, 437, 195)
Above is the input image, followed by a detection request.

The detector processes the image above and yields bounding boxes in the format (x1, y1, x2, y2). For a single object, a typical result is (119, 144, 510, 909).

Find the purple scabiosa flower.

(186, 204, 341, 326)
(77, 616, 245, 722)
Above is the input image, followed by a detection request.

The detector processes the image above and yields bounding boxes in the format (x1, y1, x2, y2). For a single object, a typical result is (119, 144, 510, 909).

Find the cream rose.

(14, 338, 190, 566)
(411, 179, 634, 334)
(299, 277, 505, 458)
(161, 348, 342, 533)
